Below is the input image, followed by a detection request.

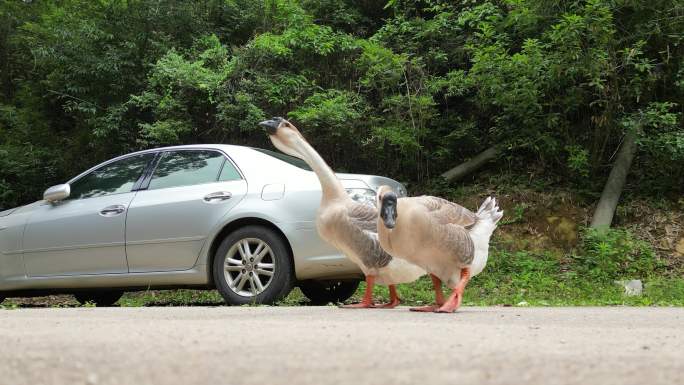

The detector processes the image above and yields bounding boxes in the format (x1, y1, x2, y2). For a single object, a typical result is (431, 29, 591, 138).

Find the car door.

(22, 153, 155, 277)
(125, 149, 247, 272)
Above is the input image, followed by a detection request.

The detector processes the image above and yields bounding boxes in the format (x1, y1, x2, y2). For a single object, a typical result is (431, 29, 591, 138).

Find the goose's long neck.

(376, 219, 392, 252)
(293, 136, 346, 201)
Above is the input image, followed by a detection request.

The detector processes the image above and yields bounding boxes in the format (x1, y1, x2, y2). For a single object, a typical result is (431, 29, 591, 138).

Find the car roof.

(122, 144, 248, 156)
(66, 144, 261, 184)
(64, 144, 405, 194)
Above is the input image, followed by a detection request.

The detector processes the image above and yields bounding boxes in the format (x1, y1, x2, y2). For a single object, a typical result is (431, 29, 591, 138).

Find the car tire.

(213, 225, 294, 305)
(300, 280, 360, 305)
(74, 290, 124, 307)
(0, 294, 5, 305)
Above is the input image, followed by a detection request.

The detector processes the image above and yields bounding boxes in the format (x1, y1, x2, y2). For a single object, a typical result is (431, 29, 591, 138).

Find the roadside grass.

(118, 290, 226, 307)
(118, 287, 310, 307)
(4, 274, 682, 309)
(3, 274, 683, 309)
(353, 259, 684, 307)
(348, 227, 684, 307)
(0, 287, 311, 309)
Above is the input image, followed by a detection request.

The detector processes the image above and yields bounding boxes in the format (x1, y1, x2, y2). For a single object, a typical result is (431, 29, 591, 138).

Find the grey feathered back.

(414, 196, 477, 227)
(342, 202, 392, 269)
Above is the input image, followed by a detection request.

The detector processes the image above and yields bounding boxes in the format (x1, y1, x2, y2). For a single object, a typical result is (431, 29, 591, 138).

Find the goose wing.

(345, 202, 392, 269)
(444, 223, 475, 265)
(347, 202, 379, 232)
(426, 222, 475, 266)
(415, 196, 476, 228)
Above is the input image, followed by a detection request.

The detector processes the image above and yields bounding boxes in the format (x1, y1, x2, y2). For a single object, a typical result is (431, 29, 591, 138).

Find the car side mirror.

(43, 184, 71, 202)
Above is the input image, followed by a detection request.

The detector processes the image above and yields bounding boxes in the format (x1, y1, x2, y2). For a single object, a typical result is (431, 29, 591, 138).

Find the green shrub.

(574, 228, 660, 282)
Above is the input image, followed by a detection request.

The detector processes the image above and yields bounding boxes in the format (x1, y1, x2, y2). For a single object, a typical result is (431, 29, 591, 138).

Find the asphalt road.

(0, 306, 682, 385)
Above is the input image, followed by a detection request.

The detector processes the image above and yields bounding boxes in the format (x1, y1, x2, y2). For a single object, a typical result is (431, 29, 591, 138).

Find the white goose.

(376, 186, 503, 313)
(259, 117, 425, 308)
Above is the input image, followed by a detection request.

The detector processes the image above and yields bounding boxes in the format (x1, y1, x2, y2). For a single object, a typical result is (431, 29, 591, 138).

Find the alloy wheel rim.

(224, 238, 275, 297)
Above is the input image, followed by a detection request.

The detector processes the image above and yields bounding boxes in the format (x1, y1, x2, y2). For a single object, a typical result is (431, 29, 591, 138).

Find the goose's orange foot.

(434, 294, 462, 313)
(410, 304, 441, 312)
(377, 284, 401, 309)
(434, 304, 458, 313)
(340, 275, 376, 309)
(377, 298, 401, 309)
(435, 268, 470, 313)
(340, 302, 375, 309)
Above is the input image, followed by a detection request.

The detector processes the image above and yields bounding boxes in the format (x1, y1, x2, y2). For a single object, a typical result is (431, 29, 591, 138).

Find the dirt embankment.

(452, 187, 684, 267)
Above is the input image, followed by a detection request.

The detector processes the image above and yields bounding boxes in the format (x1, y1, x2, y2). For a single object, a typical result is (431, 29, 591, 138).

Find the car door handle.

(203, 191, 232, 202)
(99, 205, 126, 217)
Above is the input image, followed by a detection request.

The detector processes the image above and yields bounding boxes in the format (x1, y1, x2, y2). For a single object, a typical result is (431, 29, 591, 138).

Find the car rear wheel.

(300, 280, 360, 305)
(213, 225, 294, 305)
(74, 290, 124, 307)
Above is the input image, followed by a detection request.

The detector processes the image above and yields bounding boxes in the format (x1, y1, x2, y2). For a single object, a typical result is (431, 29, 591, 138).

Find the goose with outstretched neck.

(259, 117, 425, 308)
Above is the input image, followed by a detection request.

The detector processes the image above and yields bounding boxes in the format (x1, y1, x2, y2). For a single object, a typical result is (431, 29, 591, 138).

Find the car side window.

(69, 153, 154, 200)
(219, 159, 241, 181)
(148, 150, 225, 190)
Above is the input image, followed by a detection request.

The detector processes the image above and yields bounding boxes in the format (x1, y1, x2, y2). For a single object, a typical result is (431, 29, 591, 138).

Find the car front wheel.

(300, 280, 360, 305)
(213, 225, 294, 305)
(74, 290, 124, 307)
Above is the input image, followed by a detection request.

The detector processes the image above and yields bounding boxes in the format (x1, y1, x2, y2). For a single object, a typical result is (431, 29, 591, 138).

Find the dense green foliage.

(575, 227, 662, 281)
(1, 0, 682, 210)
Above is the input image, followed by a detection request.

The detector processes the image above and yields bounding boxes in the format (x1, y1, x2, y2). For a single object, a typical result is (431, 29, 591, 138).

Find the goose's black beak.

(380, 191, 398, 229)
(258, 117, 283, 135)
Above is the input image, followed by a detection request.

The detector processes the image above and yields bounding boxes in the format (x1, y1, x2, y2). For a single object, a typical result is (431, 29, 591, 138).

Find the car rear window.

(148, 150, 225, 190)
(219, 159, 242, 181)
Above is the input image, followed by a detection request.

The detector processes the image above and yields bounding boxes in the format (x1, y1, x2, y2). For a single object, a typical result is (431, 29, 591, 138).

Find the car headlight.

(346, 188, 377, 208)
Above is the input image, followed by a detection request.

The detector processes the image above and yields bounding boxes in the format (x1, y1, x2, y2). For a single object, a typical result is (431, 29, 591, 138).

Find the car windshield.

(252, 148, 312, 171)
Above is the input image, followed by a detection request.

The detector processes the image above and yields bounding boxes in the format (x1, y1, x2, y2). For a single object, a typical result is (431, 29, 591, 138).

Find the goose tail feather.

(475, 196, 503, 227)
(469, 197, 503, 277)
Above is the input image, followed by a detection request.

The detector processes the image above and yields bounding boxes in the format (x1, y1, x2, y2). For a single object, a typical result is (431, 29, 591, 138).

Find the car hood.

(0, 201, 43, 218)
(336, 173, 407, 197)
(0, 207, 20, 217)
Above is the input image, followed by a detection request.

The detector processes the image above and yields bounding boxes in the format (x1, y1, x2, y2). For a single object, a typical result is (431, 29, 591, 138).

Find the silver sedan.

(0, 144, 406, 306)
